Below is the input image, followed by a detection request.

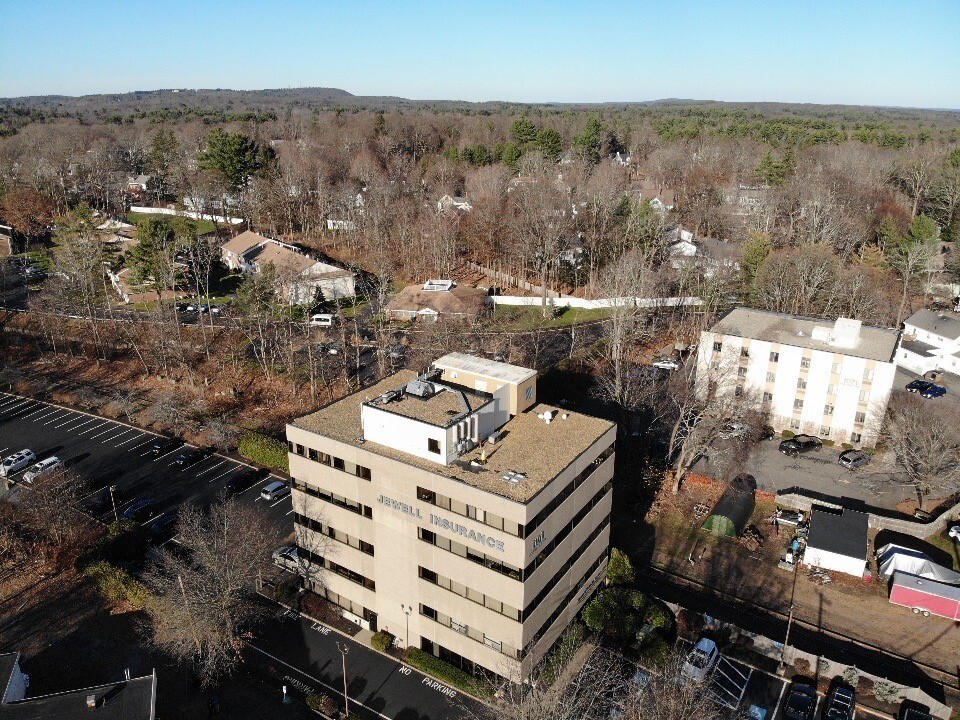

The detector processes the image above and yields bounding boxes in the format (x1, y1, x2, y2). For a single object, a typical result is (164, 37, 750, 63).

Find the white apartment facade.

(286, 353, 616, 680)
(696, 308, 900, 447)
(898, 309, 960, 378)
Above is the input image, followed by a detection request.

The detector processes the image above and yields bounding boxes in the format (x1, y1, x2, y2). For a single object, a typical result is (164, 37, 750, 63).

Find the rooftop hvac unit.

(487, 431, 502, 444)
(405, 380, 436, 398)
(456, 439, 476, 455)
(501, 470, 526, 484)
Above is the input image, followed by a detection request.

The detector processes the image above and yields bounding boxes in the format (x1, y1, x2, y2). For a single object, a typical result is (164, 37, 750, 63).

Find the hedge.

(404, 648, 488, 696)
(76, 520, 148, 570)
(305, 693, 337, 715)
(371, 630, 395, 652)
(238, 432, 289, 472)
(82, 561, 153, 610)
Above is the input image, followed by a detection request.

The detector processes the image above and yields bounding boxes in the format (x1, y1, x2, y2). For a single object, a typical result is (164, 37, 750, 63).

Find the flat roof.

(807, 506, 869, 560)
(433, 352, 537, 384)
(365, 373, 492, 428)
(710, 307, 900, 362)
(905, 309, 960, 341)
(292, 372, 614, 503)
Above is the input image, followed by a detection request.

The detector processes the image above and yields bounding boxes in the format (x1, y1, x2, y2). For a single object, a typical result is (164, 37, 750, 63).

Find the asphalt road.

(0, 391, 292, 535)
(247, 607, 474, 720)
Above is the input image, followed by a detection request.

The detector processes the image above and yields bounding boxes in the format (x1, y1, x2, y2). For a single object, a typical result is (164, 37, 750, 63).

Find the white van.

(0, 449, 37, 477)
(23, 456, 63, 483)
(309, 313, 335, 327)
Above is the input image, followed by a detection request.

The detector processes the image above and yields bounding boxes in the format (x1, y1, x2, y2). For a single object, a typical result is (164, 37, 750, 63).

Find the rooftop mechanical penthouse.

(286, 353, 616, 679)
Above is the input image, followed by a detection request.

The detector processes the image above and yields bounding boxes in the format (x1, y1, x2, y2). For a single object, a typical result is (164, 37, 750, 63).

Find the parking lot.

(0, 391, 292, 538)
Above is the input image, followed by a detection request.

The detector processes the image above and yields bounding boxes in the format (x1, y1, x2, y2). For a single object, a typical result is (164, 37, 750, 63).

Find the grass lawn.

(924, 529, 960, 569)
(126, 212, 218, 237)
(490, 304, 612, 329)
(339, 298, 369, 319)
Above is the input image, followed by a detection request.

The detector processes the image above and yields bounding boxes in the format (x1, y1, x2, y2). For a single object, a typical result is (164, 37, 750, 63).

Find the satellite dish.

(949, 525, 960, 541)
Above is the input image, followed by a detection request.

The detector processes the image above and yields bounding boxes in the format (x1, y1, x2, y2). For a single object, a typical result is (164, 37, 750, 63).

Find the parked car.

(823, 686, 856, 720)
(838, 449, 870, 470)
(0, 449, 37, 477)
(652, 357, 680, 371)
(905, 379, 933, 394)
(272, 544, 300, 571)
(172, 448, 202, 466)
(309, 313, 336, 327)
(779, 435, 823, 456)
(680, 638, 720, 682)
(150, 437, 180, 455)
(921, 384, 947, 398)
(759, 425, 776, 440)
(783, 682, 818, 720)
(260, 481, 290, 501)
(22, 456, 63, 483)
(224, 469, 267, 497)
(718, 422, 748, 439)
(121, 498, 158, 523)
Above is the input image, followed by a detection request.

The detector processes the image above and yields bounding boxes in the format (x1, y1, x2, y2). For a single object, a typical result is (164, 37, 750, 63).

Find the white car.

(272, 545, 300, 570)
(652, 358, 680, 371)
(260, 481, 290, 501)
(1, 449, 37, 477)
(681, 638, 720, 682)
(22, 456, 63, 483)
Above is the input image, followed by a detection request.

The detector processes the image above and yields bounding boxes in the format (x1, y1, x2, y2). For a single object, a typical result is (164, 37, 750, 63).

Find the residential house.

(220, 231, 355, 305)
(898, 309, 960, 378)
(0, 651, 156, 719)
(126, 175, 151, 193)
(723, 184, 766, 216)
(0, 225, 14, 257)
(696, 308, 900, 447)
(667, 228, 741, 278)
(386, 280, 490, 323)
(638, 181, 675, 212)
(327, 191, 365, 232)
(804, 507, 869, 578)
(611, 151, 632, 166)
(436, 195, 473, 216)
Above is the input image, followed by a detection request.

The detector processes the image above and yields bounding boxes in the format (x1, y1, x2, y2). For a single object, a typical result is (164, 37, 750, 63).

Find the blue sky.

(1, 0, 958, 108)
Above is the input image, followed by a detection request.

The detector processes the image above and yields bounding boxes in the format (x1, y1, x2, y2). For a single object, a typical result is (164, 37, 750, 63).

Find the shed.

(702, 474, 756, 537)
(804, 506, 869, 577)
(876, 543, 960, 584)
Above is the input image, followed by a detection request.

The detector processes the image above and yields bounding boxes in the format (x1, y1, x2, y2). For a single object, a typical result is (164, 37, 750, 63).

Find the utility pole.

(779, 556, 800, 673)
(401, 604, 412, 649)
(336, 642, 350, 718)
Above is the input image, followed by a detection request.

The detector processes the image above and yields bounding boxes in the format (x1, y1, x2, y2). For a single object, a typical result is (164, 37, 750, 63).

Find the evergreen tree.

(499, 141, 521, 169)
(573, 114, 604, 163)
(197, 129, 267, 191)
(510, 116, 537, 146)
(535, 128, 563, 162)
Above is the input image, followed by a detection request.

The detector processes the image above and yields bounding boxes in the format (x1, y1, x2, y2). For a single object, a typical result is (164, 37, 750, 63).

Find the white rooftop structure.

(811, 317, 862, 349)
(433, 352, 538, 385)
(422, 279, 455, 292)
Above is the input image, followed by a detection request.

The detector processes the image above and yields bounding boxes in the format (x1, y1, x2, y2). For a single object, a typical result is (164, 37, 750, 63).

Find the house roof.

(905, 309, 960, 341)
(0, 653, 155, 720)
(900, 339, 938, 357)
(709, 307, 900, 363)
(386, 284, 490, 318)
(806, 506, 869, 560)
(244, 241, 316, 275)
(434, 353, 537, 385)
(220, 230, 268, 257)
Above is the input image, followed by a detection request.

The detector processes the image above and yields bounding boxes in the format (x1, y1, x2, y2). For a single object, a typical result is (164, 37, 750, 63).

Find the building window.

(295, 444, 305, 456)
(738, 366, 747, 377)
(713, 341, 722, 352)
(763, 392, 773, 402)
(820, 426, 831, 437)
(450, 620, 467, 635)
(766, 372, 775, 383)
(741, 348, 750, 358)
(859, 390, 869, 403)
(769, 351, 779, 362)
(790, 419, 801, 429)
(428, 438, 441, 454)
(356, 465, 371, 480)
(827, 384, 836, 395)
(797, 378, 807, 390)
(832, 363, 841, 374)
(333, 457, 345, 471)
(863, 368, 874, 381)
(800, 357, 811, 369)
(420, 604, 437, 620)
(855, 411, 866, 423)
(308, 448, 318, 462)
(824, 404, 834, 416)
(735, 385, 744, 397)
(794, 399, 803, 410)
(525, 387, 534, 401)
(484, 636, 502, 653)
(851, 432, 862, 443)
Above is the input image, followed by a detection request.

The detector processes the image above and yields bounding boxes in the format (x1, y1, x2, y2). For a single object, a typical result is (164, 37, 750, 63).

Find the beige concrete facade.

(285, 357, 615, 680)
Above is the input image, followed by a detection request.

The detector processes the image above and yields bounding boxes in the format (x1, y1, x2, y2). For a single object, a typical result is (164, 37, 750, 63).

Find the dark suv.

(779, 435, 823, 456)
(783, 683, 817, 720)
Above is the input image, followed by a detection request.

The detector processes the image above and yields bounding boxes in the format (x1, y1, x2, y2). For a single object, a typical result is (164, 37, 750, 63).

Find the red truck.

(889, 570, 960, 620)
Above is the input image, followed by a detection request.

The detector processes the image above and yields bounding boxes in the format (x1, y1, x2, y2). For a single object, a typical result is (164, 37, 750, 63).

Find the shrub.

(540, 622, 589, 685)
(238, 432, 289, 472)
(371, 630, 395, 652)
(641, 637, 672, 668)
(607, 548, 636, 585)
(77, 521, 148, 570)
(82, 561, 152, 609)
(781, 430, 795, 439)
(404, 648, 487, 696)
(841, 666, 860, 686)
(645, 602, 673, 631)
(873, 680, 900, 703)
(305, 693, 337, 715)
(822, 439, 835, 447)
(793, 658, 811, 676)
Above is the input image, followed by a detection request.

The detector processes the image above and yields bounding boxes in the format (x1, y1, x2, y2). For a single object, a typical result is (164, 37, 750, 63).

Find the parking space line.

(2, 400, 34, 416)
(152, 450, 178, 461)
(207, 466, 239, 483)
(53, 415, 90, 429)
(195, 460, 225, 476)
(77, 421, 109, 435)
(0, 397, 20, 408)
(128, 439, 155, 452)
(0, 399, 29, 412)
(42, 411, 72, 425)
(285, 508, 294, 515)
(99, 428, 136, 442)
(114, 433, 146, 447)
(20, 405, 52, 419)
(8, 404, 44, 419)
(64, 417, 99, 432)
(59, 417, 97, 431)
(269, 497, 288, 507)
(88, 425, 122, 440)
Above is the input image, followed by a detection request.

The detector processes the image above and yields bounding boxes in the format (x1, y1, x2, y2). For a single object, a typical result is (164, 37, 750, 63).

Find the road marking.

(127, 439, 155, 452)
(772, 677, 789, 720)
(286, 508, 295, 515)
(42, 411, 71, 425)
(114, 433, 145, 447)
(245, 643, 394, 720)
(20, 405, 52, 419)
(207, 466, 238, 484)
(269, 496, 288, 507)
(152, 450, 178, 461)
(195, 460, 225, 476)
(0, 399, 29, 413)
(88, 425, 122, 440)
(2, 401, 34, 416)
(54, 415, 93, 429)
(99, 428, 136, 442)
(77, 421, 109, 435)
(0, 397, 20, 408)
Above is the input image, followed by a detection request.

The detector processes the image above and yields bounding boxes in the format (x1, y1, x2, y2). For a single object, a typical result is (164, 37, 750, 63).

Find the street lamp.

(109, 485, 118, 523)
(336, 642, 350, 718)
(401, 604, 413, 649)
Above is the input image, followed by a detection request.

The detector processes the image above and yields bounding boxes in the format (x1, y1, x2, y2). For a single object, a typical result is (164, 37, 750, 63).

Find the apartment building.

(696, 308, 900, 447)
(286, 353, 616, 680)
(898, 308, 960, 378)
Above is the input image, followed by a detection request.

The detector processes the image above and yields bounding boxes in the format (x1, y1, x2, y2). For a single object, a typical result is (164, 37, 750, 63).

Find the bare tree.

(617, 652, 727, 720)
(17, 466, 90, 550)
(885, 394, 960, 509)
(145, 498, 280, 685)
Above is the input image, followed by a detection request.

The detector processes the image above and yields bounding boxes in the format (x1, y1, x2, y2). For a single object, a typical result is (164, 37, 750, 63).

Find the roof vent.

(405, 380, 436, 398)
(86, 694, 97, 709)
(501, 470, 526, 484)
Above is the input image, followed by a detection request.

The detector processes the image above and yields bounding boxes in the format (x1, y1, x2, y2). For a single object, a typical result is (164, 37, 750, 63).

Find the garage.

(804, 506, 869, 578)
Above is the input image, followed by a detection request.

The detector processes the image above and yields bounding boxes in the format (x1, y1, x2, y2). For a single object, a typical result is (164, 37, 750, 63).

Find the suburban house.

(638, 181, 675, 212)
(804, 506, 869, 578)
(898, 309, 960, 378)
(220, 231, 355, 305)
(611, 151, 632, 166)
(667, 228, 741, 278)
(126, 175, 151, 193)
(0, 651, 156, 719)
(0, 224, 14, 257)
(327, 191, 364, 231)
(696, 308, 900, 446)
(436, 195, 473, 215)
(386, 280, 490, 323)
(723, 184, 766, 216)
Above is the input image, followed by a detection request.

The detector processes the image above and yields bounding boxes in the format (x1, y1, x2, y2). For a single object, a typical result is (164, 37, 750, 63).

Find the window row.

(292, 479, 374, 518)
(298, 546, 376, 590)
(289, 442, 372, 480)
(729, 343, 877, 382)
(416, 487, 522, 537)
(525, 483, 611, 579)
(295, 514, 375, 555)
(524, 443, 614, 537)
(418, 566, 521, 621)
(419, 604, 519, 660)
(309, 582, 376, 624)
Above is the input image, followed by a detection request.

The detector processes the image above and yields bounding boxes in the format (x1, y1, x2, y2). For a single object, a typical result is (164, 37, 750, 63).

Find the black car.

(906, 379, 933, 394)
(147, 511, 179, 540)
(779, 435, 823, 456)
(150, 437, 180, 455)
(172, 448, 202, 466)
(224, 468, 267, 497)
(783, 683, 817, 720)
(121, 499, 158, 523)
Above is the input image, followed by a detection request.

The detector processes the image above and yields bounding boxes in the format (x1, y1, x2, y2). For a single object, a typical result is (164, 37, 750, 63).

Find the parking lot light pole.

(401, 604, 412, 648)
(336, 642, 349, 718)
(109, 485, 118, 523)
(778, 559, 800, 673)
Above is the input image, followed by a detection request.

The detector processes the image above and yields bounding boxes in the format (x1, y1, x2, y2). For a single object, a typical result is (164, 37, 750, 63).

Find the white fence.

(129, 206, 245, 226)
(491, 295, 704, 309)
